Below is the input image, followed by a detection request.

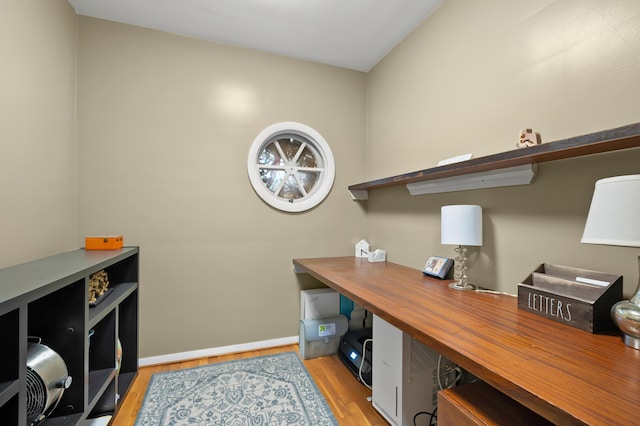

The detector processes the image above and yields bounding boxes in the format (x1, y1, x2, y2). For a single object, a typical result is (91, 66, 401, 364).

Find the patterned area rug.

(135, 352, 337, 426)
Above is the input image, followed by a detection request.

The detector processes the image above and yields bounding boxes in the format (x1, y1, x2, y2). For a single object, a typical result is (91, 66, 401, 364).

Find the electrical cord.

(475, 288, 516, 296)
(437, 354, 444, 391)
(466, 282, 516, 297)
(413, 409, 437, 426)
(358, 338, 373, 390)
(429, 355, 463, 425)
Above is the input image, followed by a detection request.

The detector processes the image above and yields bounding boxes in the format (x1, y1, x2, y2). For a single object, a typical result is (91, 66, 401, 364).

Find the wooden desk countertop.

(293, 256, 640, 426)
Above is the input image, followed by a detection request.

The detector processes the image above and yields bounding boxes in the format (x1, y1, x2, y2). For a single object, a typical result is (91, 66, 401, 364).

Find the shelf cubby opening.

(88, 377, 117, 420)
(100, 255, 139, 290)
(27, 279, 85, 418)
(117, 290, 138, 381)
(0, 394, 18, 425)
(0, 308, 20, 385)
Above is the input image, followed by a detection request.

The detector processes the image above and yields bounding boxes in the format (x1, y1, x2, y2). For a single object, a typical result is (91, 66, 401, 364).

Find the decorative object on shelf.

(441, 205, 483, 290)
(517, 263, 622, 333)
(368, 249, 386, 263)
(89, 270, 110, 305)
(355, 239, 370, 258)
(517, 128, 541, 148)
(423, 256, 454, 279)
(581, 175, 640, 348)
(85, 235, 123, 250)
(437, 153, 474, 166)
(26, 337, 73, 425)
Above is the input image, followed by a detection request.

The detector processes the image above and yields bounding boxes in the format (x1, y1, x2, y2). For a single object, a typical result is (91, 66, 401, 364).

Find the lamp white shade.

(581, 175, 640, 247)
(441, 205, 483, 246)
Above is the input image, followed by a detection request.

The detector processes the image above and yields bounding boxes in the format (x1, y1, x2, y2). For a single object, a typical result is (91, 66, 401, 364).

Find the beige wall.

(365, 0, 640, 294)
(0, 0, 77, 268)
(4, 0, 640, 359)
(75, 18, 367, 357)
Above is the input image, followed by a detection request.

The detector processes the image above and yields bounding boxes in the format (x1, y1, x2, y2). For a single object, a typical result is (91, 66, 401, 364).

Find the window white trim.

(247, 122, 335, 212)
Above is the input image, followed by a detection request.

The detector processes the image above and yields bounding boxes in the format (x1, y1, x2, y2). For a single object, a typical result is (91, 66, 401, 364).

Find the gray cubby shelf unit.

(0, 247, 139, 425)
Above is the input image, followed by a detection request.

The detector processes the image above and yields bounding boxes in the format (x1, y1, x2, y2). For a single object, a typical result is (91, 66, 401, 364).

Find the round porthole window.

(247, 122, 335, 212)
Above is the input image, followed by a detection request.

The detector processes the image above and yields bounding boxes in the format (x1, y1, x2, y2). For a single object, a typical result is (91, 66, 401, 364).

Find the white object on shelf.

(368, 249, 386, 263)
(355, 239, 370, 258)
(517, 129, 541, 148)
(437, 153, 473, 166)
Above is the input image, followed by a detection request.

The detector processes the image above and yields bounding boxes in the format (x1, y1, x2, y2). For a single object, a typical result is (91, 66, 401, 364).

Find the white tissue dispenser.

(299, 288, 348, 359)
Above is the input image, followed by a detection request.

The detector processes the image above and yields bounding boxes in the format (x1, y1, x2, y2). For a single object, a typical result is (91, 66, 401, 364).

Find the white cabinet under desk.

(372, 314, 456, 426)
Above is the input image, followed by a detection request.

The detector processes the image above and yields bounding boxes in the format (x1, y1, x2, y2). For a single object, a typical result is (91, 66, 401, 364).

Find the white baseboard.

(139, 335, 300, 367)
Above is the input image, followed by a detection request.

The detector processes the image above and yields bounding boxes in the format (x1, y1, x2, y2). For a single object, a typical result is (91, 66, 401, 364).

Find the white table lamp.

(581, 175, 640, 349)
(441, 205, 483, 290)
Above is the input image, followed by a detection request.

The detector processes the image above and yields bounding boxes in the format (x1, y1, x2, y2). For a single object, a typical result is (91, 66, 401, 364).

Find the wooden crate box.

(517, 263, 622, 333)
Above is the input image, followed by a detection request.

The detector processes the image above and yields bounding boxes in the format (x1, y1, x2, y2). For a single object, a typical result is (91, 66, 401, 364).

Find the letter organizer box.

(517, 263, 622, 333)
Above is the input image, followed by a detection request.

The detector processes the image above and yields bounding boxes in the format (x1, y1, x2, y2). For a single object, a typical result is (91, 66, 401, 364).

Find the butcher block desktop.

(293, 256, 640, 425)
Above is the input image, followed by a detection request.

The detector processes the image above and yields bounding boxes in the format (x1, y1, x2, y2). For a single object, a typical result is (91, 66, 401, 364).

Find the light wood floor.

(111, 344, 388, 425)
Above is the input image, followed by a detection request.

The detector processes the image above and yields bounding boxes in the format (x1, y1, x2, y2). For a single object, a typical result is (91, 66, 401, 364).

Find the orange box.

(85, 236, 123, 250)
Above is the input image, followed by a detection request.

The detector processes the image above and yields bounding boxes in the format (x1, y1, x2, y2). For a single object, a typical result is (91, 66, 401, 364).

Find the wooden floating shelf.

(348, 122, 640, 198)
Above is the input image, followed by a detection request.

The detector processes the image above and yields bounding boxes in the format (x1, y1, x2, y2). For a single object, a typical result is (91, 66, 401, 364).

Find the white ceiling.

(67, 0, 442, 72)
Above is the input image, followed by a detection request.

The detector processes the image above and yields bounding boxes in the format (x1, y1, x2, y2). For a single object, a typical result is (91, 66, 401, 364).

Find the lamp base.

(611, 256, 640, 350)
(612, 297, 640, 350)
(623, 334, 640, 350)
(449, 281, 475, 291)
(449, 245, 475, 290)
